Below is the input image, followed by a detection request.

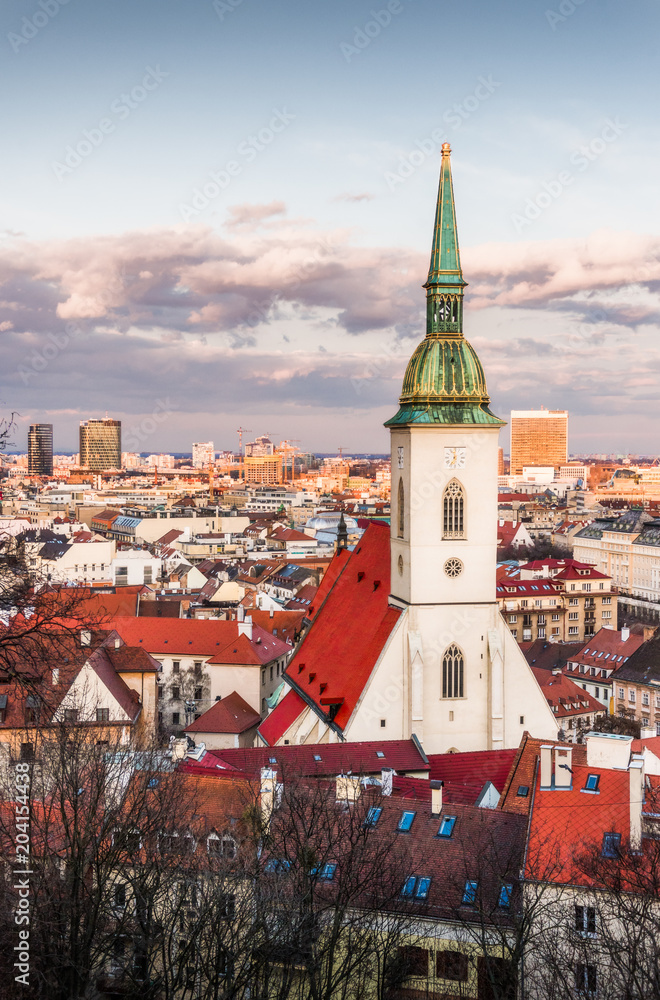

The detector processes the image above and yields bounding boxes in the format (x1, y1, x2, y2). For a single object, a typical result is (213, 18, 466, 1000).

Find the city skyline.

(2, 0, 659, 453)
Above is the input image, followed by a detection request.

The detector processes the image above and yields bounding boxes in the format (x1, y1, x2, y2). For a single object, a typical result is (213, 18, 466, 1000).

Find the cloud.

(332, 192, 375, 203)
(2, 214, 660, 451)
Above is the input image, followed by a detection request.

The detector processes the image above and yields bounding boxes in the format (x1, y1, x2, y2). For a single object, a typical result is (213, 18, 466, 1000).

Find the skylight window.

(402, 876, 431, 900)
(584, 774, 600, 792)
(601, 832, 621, 859)
(269, 757, 277, 764)
(313, 754, 322, 761)
(516, 785, 529, 798)
(398, 810, 416, 832)
(437, 815, 456, 838)
(264, 858, 290, 873)
(462, 880, 478, 905)
(364, 807, 382, 828)
(498, 883, 513, 908)
(375, 751, 385, 758)
(311, 862, 337, 880)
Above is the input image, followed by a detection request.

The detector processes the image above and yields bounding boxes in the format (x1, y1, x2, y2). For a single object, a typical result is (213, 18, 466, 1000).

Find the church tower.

(386, 143, 504, 608)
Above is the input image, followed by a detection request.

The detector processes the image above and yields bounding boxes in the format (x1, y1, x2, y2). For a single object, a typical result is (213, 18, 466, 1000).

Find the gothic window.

(443, 479, 465, 539)
(442, 644, 464, 699)
(397, 478, 405, 538)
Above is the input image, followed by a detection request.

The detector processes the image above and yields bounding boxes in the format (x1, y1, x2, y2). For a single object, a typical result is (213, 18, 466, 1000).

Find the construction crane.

(276, 439, 302, 482)
(236, 426, 252, 458)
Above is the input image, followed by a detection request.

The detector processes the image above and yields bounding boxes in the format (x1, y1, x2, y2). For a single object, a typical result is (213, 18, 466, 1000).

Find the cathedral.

(259, 145, 558, 753)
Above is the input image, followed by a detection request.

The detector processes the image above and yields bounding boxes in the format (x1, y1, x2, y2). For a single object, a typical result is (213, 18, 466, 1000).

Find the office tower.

(192, 441, 214, 468)
(28, 423, 53, 475)
(510, 409, 568, 476)
(79, 418, 121, 471)
(244, 435, 274, 457)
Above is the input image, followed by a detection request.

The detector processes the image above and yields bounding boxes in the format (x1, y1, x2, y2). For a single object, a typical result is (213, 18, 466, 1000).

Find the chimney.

(238, 616, 253, 640)
(336, 773, 361, 804)
(629, 755, 644, 852)
(540, 745, 553, 789)
(430, 780, 443, 816)
(80, 629, 91, 647)
(640, 725, 655, 741)
(586, 732, 633, 770)
(381, 767, 394, 796)
(621, 626, 630, 641)
(269, 608, 274, 618)
(260, 767, 279, 822)
(237, 605, 245, 622)
(554, 746, 572, 789)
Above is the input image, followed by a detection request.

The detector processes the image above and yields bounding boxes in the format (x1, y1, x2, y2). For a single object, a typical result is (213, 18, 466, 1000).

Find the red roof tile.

(108, 617, 289, 665)
(427, 749, 519, 805)
(259, 523, 401, 739)
(184, 691, 261, 735)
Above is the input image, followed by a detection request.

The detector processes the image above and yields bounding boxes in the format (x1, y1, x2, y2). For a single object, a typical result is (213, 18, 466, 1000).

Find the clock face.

(444, 446, 467, 470)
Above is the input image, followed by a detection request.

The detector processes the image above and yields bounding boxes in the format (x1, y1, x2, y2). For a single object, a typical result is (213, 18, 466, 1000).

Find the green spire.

(426, 142, 465, 291)
(385, 144, 503, 429)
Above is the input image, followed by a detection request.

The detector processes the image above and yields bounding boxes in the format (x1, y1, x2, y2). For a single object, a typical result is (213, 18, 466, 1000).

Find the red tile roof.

(258, 689, 307, 745)
(427, 749, 519, 805)
(184, 691, 261, 735)
(183, 738, 429, 778)
(258, 523, 401, 741)
(566, 628, 644, 671)
(108, 617, 289, 665)
(499, 734, 587, 815)
(531, 667, 603, 718)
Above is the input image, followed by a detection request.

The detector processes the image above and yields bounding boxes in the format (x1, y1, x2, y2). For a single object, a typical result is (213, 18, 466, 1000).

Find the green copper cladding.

(385, 143, 504, 429)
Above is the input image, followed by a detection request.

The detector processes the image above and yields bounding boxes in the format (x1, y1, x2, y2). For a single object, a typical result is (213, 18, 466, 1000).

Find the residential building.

(574, 510, 660, 602)
(244, 435, 274, 457)
(108, 616, 291, 731)
(610, 632, 660, 733)
(497, 559, 613, 644)
(259, 146, 557, 754)
(510, 409, 568, 475)
(28, 423, 53, 475)
(183, 690, 262, 749)
(192, 441, 214, 468)
(530, 667, 604, 741)
(110, 548, 162, 587)
(31, 535, 115, 584)
(79, 418, 121, 471)
(563, 626, 644, 709)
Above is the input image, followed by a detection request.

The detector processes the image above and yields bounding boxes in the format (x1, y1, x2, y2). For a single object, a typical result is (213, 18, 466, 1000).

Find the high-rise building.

(244, 454, 281, 484)
(509, 409, 568, 476)
(192, 441, 215, 468)
(28, 423, 53, 475)
(244, 435, 274, 457)
(79, 418, 121, 471)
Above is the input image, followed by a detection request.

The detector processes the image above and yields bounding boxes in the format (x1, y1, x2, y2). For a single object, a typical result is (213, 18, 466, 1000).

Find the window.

(516, 785, 529, 798)
(397, 478, 405, 538)
(172, 661, 180, 673)
(380, 718, 386, 728)
(158, 685, 164, 698)
(575, 905, 596, 935)
(618, 687, 625, 700)
(462, 880, 478, 905)
(602, 611, 611, 619)
(264, 858, 290, 873)
(583, 583, 592, 592)
(642, 692, 650, 706)
(603, 596, 611, 604)
(538, 628, 546, 639)
(569, 612, 579, 620)
(364, 806, 382, 827)
(498, 883, 513, 908)
(311, 862, 337, 880)
(568, 627, 579, 636)
(113, 883, 126, 909)
(194, 687, 203, 700)
(64, 708, 78, 724)
(397, 946, 428, 979)
(398, 810, 416, 832)
(172, 712, 180, 725)
(208, 834, 237, 858)
(552, 613, 560, 621)
(143, 566, 152, 584)
(436, 950, 468, 982)
(537, 613, 546, 624)
(219, 893, 236, 919)
(575, 963, 597, 995)
(508, 614, 518, 625)
(20, 742, 35, 762)
(96, 707, 109, 723)
(629, 689, 636, 703)
(443, 479, 465, 538)
(437, 815, 456, 838)
(261, 669, 266, 687)
(569, 597, 579, 605)
(401, 875, 431, 900)
(601, 832, 621, 858)
(194, 661, 202, 677)
(442, 643, 464, 699)
(397, 445, 404, 469)
(172, 686, 180, 700)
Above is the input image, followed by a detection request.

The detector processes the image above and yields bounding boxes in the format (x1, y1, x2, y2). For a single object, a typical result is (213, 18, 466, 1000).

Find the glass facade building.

(28, 423, 53, 475)
(79, 418, 121, 471)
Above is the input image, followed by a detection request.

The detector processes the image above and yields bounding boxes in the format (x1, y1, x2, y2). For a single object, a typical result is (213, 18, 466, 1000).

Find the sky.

(1, 0, 659, 456)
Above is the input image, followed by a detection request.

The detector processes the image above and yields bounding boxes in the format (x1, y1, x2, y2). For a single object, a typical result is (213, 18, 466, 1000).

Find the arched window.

(442, 644, 464, 699)
(443, 479, 465, 539)
(398, 478, 405, 538)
